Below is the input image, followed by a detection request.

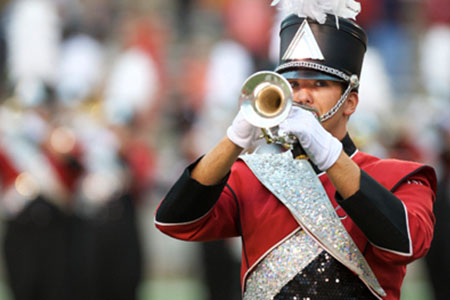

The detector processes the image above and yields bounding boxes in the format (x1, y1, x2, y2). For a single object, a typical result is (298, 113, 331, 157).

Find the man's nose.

(293, 88, 312, 105)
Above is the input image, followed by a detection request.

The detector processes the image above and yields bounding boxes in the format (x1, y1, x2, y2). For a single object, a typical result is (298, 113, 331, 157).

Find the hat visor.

(278, 69, 344, 81)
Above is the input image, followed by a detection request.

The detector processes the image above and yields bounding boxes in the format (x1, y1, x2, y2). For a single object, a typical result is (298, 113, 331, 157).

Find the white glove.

(227, 108, 260, 150)
(278, 106, 343, 171)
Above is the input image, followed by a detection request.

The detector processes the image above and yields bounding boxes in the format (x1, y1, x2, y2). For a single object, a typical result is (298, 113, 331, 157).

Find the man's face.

(288, 79, 344, 114)
(287, 78, 348, 135)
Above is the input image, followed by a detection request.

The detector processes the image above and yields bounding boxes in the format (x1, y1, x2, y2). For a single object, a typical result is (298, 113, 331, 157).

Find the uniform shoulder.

(354, 151, 436, 192)
(231, 158, 259, 181)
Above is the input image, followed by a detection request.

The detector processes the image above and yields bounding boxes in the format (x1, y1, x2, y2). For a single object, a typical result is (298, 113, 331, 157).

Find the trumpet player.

(155, 1, 436, 299)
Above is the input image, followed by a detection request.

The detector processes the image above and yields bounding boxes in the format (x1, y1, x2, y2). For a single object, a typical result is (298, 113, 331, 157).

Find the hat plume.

(271, 0, 361, 24)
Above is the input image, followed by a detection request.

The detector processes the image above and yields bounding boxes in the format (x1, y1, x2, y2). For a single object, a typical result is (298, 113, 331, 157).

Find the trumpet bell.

(239, 71, 293, 129)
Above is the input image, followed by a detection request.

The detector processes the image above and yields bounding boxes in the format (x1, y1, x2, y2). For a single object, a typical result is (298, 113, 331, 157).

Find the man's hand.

(278, 106, 342, 171)
(226, 108, 261, 150)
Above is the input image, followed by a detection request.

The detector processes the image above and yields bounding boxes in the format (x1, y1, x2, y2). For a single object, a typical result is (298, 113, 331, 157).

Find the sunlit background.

(0, 0, 449, 299)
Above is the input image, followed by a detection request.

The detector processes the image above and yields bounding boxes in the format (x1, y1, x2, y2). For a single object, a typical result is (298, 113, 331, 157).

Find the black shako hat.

(275, 14, 368, 82)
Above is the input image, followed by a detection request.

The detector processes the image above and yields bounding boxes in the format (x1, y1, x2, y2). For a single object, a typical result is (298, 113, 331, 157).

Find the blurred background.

(0, 0, 448, 299)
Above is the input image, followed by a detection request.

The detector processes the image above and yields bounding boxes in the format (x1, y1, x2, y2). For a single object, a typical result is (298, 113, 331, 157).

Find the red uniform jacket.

(156, 140, 436, 300)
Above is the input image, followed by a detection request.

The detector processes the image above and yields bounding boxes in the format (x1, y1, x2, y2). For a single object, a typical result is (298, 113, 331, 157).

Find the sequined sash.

(240, 152, 385, 298)
(244, 229, 323, 299)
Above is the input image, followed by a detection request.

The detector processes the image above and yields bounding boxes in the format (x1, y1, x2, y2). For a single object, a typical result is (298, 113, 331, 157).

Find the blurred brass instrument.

(239, 71, 319, 153)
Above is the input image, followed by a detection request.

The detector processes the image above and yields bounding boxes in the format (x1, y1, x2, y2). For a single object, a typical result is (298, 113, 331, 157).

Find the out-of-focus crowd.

(0, 0, 448, 300)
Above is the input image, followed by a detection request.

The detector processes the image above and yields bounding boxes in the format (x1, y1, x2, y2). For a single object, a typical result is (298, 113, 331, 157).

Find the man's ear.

(343, 91, 359, 117)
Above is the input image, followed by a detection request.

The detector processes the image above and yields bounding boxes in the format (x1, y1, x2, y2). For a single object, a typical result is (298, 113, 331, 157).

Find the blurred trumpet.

(239, 71, 319, 151)
(240, 71, 293, 130)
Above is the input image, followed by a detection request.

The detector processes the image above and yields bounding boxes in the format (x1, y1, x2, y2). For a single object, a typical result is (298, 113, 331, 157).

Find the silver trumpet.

(239, 71, 319, 154)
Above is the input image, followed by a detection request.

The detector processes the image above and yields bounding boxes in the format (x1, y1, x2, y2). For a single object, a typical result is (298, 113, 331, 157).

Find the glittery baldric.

(240, 151, 386, 298)
(244, 229, 323, 299)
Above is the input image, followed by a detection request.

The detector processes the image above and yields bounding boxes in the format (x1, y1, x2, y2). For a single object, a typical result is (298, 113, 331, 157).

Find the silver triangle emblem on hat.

(282, 19, 325, 61)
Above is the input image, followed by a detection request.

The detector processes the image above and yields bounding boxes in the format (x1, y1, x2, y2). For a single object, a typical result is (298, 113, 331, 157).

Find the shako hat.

(272, 0, 367, 83)
(276, 14, 367, 82)
(271, 0, 367, 121)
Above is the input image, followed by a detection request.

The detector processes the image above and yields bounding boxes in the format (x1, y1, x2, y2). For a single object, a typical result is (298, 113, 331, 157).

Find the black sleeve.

(155, 158, 231, 223)
(336, 170, 410, 254)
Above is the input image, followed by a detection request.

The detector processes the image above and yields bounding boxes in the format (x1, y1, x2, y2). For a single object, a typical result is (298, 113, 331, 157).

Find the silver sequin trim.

(240, 152, 386, 298)
(244, 229, 323, 300)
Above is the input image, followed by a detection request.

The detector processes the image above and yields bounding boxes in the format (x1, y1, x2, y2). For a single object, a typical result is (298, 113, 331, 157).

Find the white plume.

(271, 0, 361, 24)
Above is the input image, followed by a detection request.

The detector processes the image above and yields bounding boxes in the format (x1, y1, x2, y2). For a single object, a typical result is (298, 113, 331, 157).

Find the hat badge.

(282, 19, 325, 61)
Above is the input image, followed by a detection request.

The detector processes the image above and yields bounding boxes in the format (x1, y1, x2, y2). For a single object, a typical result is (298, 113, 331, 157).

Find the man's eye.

(315, 80, 328, 87)
(290, 82, 299, 89)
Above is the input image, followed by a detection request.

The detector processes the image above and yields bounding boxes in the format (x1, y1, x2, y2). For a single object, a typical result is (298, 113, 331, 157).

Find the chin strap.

(320, 74, 359, 122)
